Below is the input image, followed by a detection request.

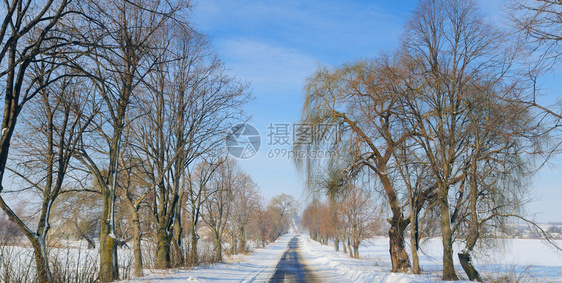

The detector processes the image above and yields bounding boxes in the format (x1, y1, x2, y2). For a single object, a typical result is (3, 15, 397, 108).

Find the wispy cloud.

(219, 38, 318, 91)
(189, 0, 416, 201)
(192, 0, 412, 62)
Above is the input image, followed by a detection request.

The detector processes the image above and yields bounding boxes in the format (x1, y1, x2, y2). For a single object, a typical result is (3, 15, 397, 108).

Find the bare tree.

(318, 161, 349, 251)
(399, 0, 529, 279)
(52, 190, 101, 249)
(393, 143, 433, 275)
(253, 197, 276, 248)
(185, 157, 224, 265)
(201, 158, 238, 262)
(6, 65, 95, 282)
(72, 0, 188, 279)
(301, 198, 322, 242)
(340, 186, 381, 259)
(116, 135, 152, 277)
(227, 171, 260, 254)
(0, 1, 84, 280)
(268, 194, 298, 241)
(302, 186, 381, 260)
(445, 85, 538, 282)
(0, 0, 71, 186)
(130, 24, 249, 267)
(511, 0, 562, 63)
(509, 1, 562, 150)
(302, 198, 338, 246)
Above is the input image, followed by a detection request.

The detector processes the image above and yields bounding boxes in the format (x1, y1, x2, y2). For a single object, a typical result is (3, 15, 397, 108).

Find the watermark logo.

(225, 122, 340, 160)
(266, 122, 339, 160)
(226, 123, 261, 159)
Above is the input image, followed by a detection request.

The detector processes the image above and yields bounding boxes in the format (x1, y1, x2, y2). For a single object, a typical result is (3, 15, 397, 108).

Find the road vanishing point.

(269, 235, 319, 283)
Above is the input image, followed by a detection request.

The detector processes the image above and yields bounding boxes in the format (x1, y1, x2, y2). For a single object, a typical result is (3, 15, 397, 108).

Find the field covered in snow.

(0, 240, 138, 282)
(2, 233, 561, 282)
(300, 236, 562, 282)
(123, 233, 562, 282)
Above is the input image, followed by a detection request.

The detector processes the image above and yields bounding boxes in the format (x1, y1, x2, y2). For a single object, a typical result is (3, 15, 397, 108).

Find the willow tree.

(445, 80, 540, 281)
(297, 57, 413, 272)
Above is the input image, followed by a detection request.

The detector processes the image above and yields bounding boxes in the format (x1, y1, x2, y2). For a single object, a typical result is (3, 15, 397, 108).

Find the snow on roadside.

(123, 233, 562, 282)
(299, 234, 443, 283)
(300, 234, 562, 283)
(124, 234, 294, 282)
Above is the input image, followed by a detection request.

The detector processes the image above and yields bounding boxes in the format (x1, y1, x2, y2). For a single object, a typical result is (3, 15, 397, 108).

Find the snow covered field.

(126, 234, 562, 282)
(2, 233, 561, 282)
(300, 236, 562, 282)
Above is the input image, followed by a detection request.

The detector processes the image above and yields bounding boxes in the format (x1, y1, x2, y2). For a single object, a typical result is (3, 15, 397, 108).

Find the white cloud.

(189, 1, 412, 202)
(192, 0, 408, 62)
(219, 38, 318, 90)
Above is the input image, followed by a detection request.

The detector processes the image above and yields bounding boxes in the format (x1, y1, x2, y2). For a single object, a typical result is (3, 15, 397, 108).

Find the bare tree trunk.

(439, 184, 458, 281)
(458, 251, 482, 282)
(190, 228, 199, 264)
(458, 169, 482, 282)
(100, 189, 118, 282)
(409, 196, 421, 274)
(131, 210, 143, 277)
(156, 226, 172, 268)
(30, 237, 51, 283)
(388, 216, 410, 272)
(353, 245, 359, 259)
(342, 235, 348, 254)
(173, 212, 185, 266)
(214, 231, 223, 262)
(229, 234, 236, 255)
(409, 216, 421, 274)
(378, 171, 411, 273)
(86, 237, 96, 249)
(0, 198, 53, 283)
(238, 227, 247, 253)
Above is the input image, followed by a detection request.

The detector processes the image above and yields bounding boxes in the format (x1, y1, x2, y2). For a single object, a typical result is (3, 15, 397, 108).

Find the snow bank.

(300, 234, 562, 282)
(122, 234, 562, 282)
(125, 234, 293, 282)
(299, 235, 441, 283)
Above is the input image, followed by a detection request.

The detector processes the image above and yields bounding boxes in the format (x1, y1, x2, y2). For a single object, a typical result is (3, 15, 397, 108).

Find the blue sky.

(191, 0, 562, 222)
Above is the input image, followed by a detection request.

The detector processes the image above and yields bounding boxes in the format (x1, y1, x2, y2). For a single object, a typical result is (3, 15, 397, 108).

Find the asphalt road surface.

(269, 235, 318, 283)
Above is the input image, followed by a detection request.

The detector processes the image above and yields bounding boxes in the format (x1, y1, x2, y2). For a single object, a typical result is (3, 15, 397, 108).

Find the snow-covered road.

(123, 234, 451, 282)
(125, 234, 353, 282)
(268, 234, 350, 282)
(269, 235, 315, 282)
